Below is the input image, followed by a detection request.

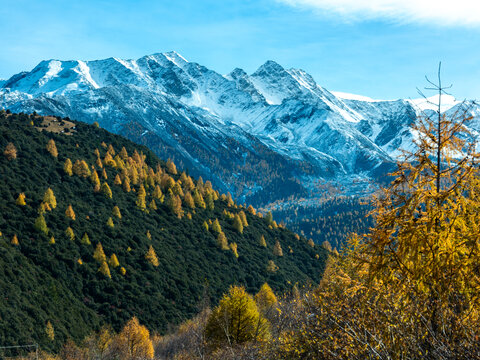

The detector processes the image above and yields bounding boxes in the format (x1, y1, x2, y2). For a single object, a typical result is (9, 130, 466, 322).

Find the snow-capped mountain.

(1, 52, 477, 205)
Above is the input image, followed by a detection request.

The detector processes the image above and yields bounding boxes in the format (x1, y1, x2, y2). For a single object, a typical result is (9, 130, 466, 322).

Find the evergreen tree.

(46, 139, 58, 157)
(145, 245, 159, 267)
(64, 158, 73, 176)
(16, 193, 26, 206)
(65, 204, 76, 220)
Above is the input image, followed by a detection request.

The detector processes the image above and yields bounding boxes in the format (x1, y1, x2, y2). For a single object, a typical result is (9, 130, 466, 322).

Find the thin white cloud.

(278, 0, 480, 26)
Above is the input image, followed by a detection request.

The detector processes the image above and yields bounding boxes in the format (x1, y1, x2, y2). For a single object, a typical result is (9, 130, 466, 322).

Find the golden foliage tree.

(81, 232, 91, 245)
(166, 158, 177, 175)
(255, 283, 277, 312)
(136, 185, 146, 210)
(112, 206, 122, 219)
(43, 188, 57, 209)
(259, 235, 267, 248)
(114, 174, 122, 185)
(205, 286, 269, 348)
(46, 139, 58, 157)
(73, 159, 91, 177)
(266, 260, 278, 273)
(116, 317, 154, 359)
(63, 158, 73, 176)
(354, 75, 480, 337)
(229, 242, 239, 258)
(273, 240, 283, 257)
(11, 234, 19, 246)
(65, 204, 75, 220)
(98, 261, 111, 278)
(145, 245, 159, 267)
(65, 227, 75, 241)
(106, 217, 114, 228)
(233, 214, 244, 234)
(211, 219, 222, 234)
(3, 142, 17, 160)
(239, 210, 248, 227)
(193, 189, 206, 209)
(34, 214, 49, 235)
(217, 232, 229, 251)
(16, 193, 26, 206)
(109, 254, 120, 268)
(183, 191, 195, 209)
(45, 321, 55, 341)
(93, 242, 107, 263)
(123, 176, 131, 192)
(101, 182, 112, 199)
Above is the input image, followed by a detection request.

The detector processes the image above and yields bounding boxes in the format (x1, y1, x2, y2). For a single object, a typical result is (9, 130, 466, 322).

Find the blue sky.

(1, 0, 479, 100)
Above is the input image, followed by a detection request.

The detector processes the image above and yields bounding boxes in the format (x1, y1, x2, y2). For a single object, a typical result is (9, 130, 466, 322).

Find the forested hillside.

(0, 111, 327, 353)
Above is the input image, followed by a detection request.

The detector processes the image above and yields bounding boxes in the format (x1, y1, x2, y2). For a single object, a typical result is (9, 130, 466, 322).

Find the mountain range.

(1, 52, 478, 209)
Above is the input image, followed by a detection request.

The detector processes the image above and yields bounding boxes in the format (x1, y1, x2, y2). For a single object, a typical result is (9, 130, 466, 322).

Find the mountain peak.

(252, 60, 285, 77)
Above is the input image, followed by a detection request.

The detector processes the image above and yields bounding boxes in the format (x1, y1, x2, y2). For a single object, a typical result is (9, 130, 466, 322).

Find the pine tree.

(145, 245, 159, 266)
(101, 182, 112, 199)
(11, 234, 19, 246)
(233, 214, 244, 234)
(106, 217, 114, 228)
(273, 240, 283, 256)
(16, 193, 26, 206)
(46, 139, 58, 157)
(217, 232, 229, 250)
(65, 227, 75, 241)
(34, 214, 49, 235)
(259, 235, 267, 247)
(65, 204, 76, 220)
(93, 242, 107, 263)
(98, 261, 111, 278)
(64, 158, 73, 176)
(43, 188, 57, 209)
(112, 206, 122, 219)
(81, 233, 91, 245)
(3, 142, 17, 160)
(109, 254, 120, 268)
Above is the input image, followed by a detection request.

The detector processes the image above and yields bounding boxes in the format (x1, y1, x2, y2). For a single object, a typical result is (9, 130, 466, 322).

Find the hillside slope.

(0, 111, 327, 352)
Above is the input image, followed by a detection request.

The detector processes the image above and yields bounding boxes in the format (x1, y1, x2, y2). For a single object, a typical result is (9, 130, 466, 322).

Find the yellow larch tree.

(65, 204, 76, 220)
(114, 174, 122, 185)
(255, 283, 277, 312)
(116, 317, 154, 360)
(16, 193, 26, 206)
(273, 240, 283, 256)
(81, 233, 91, 245)
(45, 321, 55, 341)
(109, 254, 120, 268)
(106, 217, 114, 228)
(145, 245, 159, 267)
(93, 242, 107, 263)
(166, 158, 177, 175)
(101, 182, 112, 199)
(65, 227, 75, 241)
(64, 158, 73, 176)
(3, 142, 17, 160)
(34, 214, 49, 235)
(43, 188, 57, 209)
(233, 214, 244, 234)
(98, 261, 111, 278)
(112, 206, 122, 219)
(136, 185, 146, 210)
(217, 232, 229, 250)
(229, 242, 239, 258)
(259, 235, 267, 248)
(46, 139, 58, 157)
(11, 234, 19, 246)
